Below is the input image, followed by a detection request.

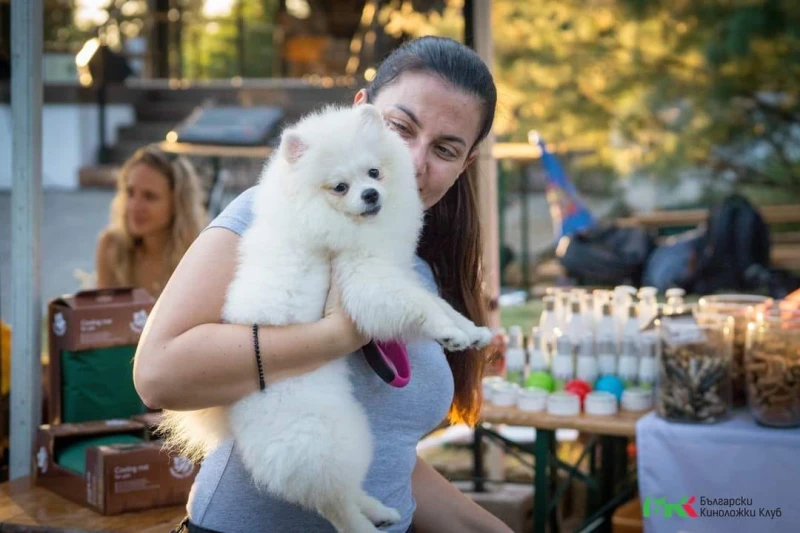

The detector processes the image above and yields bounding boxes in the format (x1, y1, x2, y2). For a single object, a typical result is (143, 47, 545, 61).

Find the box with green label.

(34, 419, 197, 515)
(47, 287, 155, 424)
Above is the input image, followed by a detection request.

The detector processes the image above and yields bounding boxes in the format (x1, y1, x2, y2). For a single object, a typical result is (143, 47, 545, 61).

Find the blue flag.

(537, 137, 596, 240)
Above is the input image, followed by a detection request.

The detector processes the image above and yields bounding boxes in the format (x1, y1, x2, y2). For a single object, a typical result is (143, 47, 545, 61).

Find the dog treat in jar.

(656, 313, 734, 423)
(698, 294, 770, 407)
(745, 306, 800, 428)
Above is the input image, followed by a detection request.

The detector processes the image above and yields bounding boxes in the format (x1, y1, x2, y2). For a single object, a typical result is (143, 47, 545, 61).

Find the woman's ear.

(353, 89, 368, 106)
(461, 149, 478, 174)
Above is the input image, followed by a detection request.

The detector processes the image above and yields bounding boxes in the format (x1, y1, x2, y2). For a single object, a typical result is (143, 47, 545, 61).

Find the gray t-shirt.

(187, 188, 454, 532)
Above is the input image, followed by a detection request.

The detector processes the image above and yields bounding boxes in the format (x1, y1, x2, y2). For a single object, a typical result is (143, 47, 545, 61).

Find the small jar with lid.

(745, 302, 800, 428)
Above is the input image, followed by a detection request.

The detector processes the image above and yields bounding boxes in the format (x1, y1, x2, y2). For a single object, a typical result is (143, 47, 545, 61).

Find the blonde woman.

(95, 144, 207, 298)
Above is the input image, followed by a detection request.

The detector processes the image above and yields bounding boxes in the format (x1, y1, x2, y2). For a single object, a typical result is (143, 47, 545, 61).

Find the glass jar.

(745, 305, 800, 428)
(656, 312, 734, 423)
(698, 294, 770, 406)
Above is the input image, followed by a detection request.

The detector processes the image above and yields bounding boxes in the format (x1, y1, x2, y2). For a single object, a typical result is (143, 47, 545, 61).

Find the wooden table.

(476, 404, 649, 533)
(480, 405, 643, 437)
(0, 477, 186, 532)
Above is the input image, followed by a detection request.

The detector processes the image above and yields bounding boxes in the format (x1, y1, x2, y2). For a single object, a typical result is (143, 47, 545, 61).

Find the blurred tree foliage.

(393, 0, 800, 196)
(181, 0, 279, 79)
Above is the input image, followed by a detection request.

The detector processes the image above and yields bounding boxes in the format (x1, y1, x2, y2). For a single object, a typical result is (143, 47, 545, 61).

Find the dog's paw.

(358, 494, 401, 527)
(466, 326, 494, 349)
(432, 324, 471, 352)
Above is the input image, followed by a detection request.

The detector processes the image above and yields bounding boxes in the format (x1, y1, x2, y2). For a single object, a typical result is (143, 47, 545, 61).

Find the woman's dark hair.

(366, 36, 497, 426)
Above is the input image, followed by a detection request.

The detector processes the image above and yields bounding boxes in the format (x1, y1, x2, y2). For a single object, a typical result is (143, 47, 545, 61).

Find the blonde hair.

(100, 144, 206, 291)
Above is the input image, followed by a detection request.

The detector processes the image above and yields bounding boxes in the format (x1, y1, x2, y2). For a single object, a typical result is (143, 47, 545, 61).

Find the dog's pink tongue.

(376, 341, 411, 388)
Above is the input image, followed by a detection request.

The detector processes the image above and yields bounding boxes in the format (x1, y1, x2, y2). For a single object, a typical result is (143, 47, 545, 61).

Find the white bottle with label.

(614, 285, 638, 337)
(552, 328, 575, 390)
(664, 288, 687, 316)
(575, 335, 598, 384)
(505, 325, 527, 386)
(566, 298, 597, 384)
(618, 306, 641, 387)
(637, 331, 658, 390)
(527, 327, 549, 372)
(538, 296, 559, 361)
(595, 301, 618, 377)
(637, 287, 659, 327)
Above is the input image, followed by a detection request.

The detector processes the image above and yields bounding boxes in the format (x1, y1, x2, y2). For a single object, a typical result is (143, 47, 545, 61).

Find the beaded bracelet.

(252, 324, 265, 391)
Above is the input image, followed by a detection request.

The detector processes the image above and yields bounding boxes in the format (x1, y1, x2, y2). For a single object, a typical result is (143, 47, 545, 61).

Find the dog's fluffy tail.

(157, 408, 230, 463)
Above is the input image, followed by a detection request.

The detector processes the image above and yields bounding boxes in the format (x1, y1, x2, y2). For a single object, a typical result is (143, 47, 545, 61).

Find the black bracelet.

(252, 324, 265, 391)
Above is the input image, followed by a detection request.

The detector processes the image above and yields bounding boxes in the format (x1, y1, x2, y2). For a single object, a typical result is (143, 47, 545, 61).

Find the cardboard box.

(612, 497, 643, 533)
(47, 287, 155, 424)
(131, 412, 164, 440)
(34, 419, 197, 515)
(455, 481, 533, 533)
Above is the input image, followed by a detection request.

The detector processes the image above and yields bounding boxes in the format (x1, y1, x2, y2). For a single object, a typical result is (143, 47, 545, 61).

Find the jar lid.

(517, 388, 548, 412)
(547, 391, 581, 417)
(490, 382, 519, 407)
(585, 391, 618, 416)
(621, 388, 653, 411)
(482, 376, 504, 399)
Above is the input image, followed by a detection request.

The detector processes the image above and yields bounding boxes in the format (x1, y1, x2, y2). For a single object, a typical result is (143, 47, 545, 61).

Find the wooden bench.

(617, 204, 800, 271)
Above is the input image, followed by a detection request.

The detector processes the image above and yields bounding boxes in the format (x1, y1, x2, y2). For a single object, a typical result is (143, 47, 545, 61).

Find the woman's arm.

(95, 232, 115, 289)
(411, 455, 513, 533)
(133, 227, 368, 411)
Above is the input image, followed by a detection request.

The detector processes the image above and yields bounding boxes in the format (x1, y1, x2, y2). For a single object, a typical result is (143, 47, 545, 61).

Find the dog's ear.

(358, 104, 384, 130)
(280, 131, 307, 164)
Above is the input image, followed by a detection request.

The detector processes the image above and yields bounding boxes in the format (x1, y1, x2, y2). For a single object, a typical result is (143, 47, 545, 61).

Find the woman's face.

(355, 72, 483, 209)
(125, 163, 174, 238)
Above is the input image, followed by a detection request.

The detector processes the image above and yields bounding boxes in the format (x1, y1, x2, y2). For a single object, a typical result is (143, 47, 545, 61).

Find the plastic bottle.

(637, 287, 659, 328)
(618, 306, 640, 387)
(527, 327, 549, 372)
(664, 288, 687, 316)
(564, 298, 596, 383)
(595, 301, 618, 377)
(637, 331, 658, 390)
(552, 328, 575, 390)
(505, 325, 527, 386)
(614, 285, 638, 335)
(538, 296, 558, 361)
(575, 335, 598, 385)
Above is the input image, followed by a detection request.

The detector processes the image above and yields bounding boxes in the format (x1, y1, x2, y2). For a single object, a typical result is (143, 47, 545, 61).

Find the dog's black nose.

(361, 188, 379, 204)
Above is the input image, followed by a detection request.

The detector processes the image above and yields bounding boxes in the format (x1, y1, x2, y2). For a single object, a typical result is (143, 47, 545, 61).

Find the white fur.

(160, 104, 492, 533)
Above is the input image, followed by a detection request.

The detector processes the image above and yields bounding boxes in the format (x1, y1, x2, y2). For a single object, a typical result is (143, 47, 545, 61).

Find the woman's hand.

(322, 279, 370, 355)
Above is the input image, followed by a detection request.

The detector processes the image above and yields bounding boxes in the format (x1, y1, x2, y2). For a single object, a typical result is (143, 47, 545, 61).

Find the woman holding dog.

(135, 36, 512, 533)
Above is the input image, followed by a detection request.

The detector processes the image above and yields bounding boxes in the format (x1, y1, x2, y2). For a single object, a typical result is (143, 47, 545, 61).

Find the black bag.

(557, 223, 656, 286)
(689, 194, 771, 294)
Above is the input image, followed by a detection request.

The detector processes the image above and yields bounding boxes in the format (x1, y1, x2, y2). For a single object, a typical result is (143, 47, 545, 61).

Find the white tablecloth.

(636, 410, 800, 533)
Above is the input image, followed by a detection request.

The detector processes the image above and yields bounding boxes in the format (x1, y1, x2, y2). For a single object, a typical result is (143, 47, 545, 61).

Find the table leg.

(473, 425, 485, 493)
(534, 428, 553, 533)
(595, 435, 629, 533)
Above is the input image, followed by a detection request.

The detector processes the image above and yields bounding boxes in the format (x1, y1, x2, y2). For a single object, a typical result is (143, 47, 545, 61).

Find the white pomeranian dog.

(160, 104, 492, 533)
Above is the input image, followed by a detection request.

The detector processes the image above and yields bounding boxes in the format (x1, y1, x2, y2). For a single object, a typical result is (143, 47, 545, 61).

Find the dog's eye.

(333, 183, 349, 194)
(367, 168, 380, 179)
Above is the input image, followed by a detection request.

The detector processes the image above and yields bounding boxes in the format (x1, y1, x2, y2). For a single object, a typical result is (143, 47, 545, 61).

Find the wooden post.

(10, 0, 43, 479)
(471, 0, 500, 327)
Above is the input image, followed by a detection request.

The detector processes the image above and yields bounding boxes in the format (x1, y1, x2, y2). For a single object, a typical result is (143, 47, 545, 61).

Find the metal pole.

(471, 0, 500, 326)
(10, 0, 43, 480)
